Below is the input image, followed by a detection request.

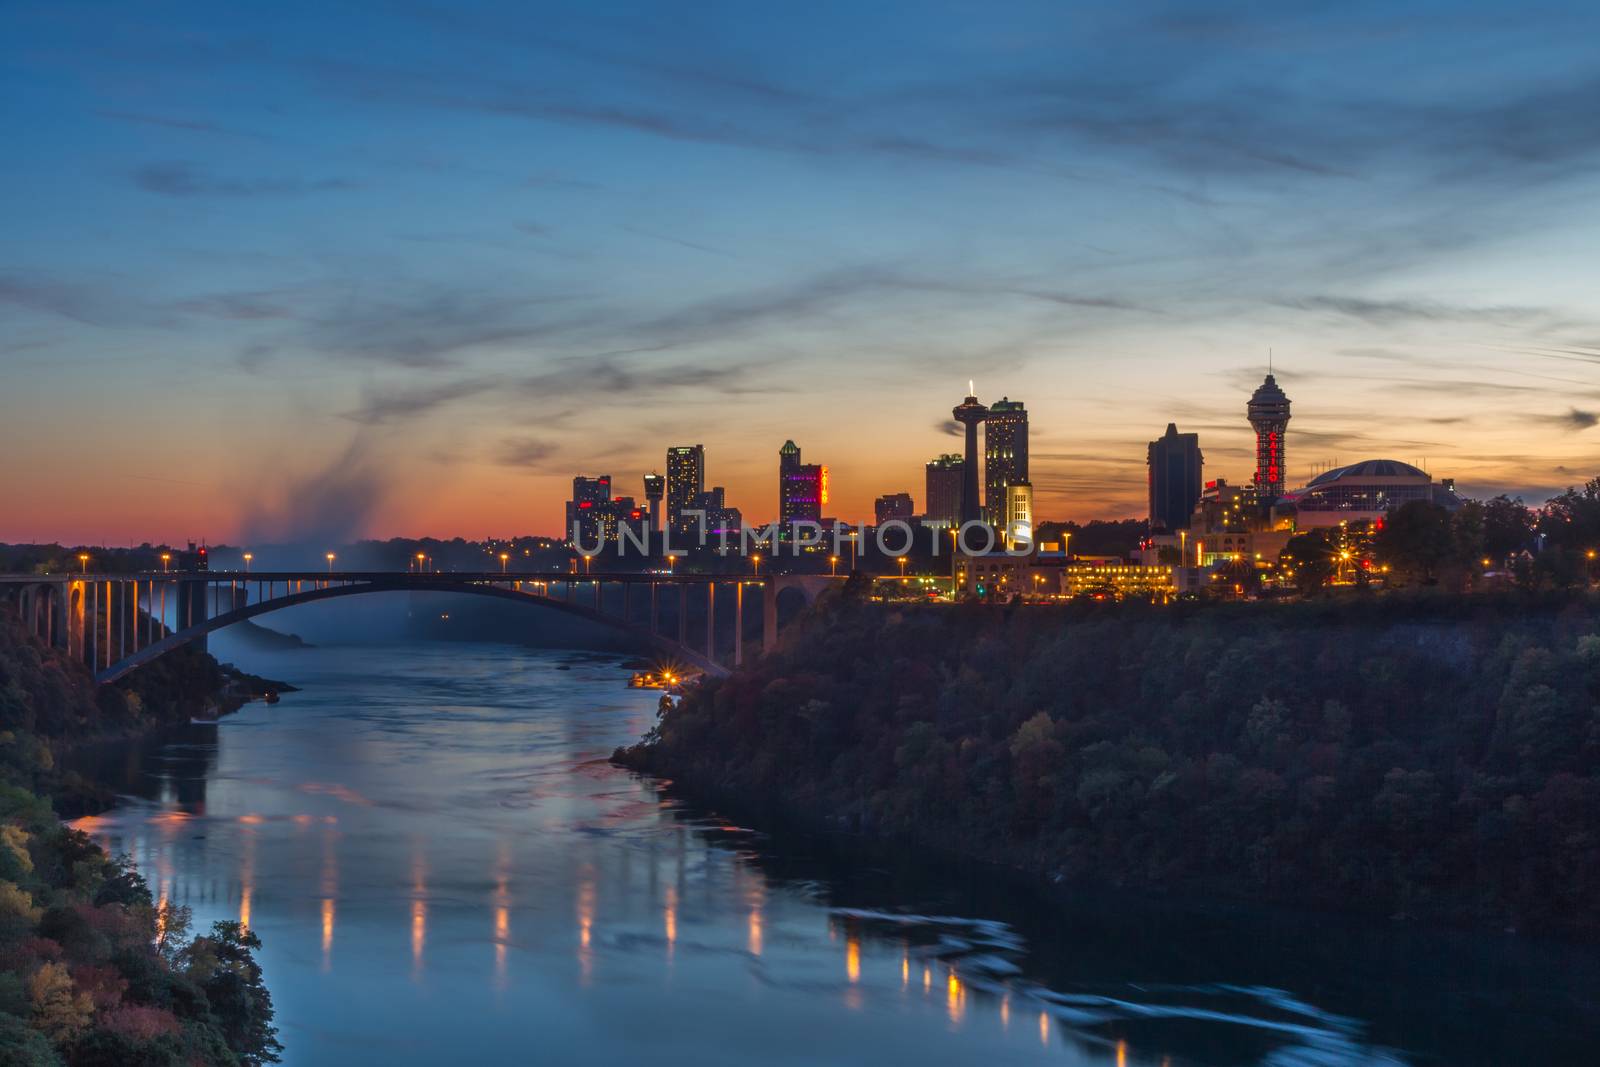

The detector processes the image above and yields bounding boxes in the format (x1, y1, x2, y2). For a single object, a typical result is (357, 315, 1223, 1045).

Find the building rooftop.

(1304, 459, 1430, 488)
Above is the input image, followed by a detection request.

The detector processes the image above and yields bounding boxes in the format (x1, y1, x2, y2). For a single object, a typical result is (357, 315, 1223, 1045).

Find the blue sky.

(3, 1, 1599, 543)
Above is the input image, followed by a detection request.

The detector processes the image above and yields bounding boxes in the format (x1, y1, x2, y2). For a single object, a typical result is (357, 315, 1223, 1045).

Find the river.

(67, 638, 1600, 1066)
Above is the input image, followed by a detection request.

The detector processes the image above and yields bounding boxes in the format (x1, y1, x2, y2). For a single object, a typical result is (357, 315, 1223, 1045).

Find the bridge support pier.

(762, 581, 777, 654)
(734, 582, 743, 666)
(705, 582, 715, 662)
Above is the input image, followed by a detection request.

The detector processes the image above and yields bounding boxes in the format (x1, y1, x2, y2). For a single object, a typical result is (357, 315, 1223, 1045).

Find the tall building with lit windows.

(1247, 374, 1291, 501)
(666, 445, 705, 538)
(874, 492, 914, 525)
(1147, 423, 1203, 532)
(924, 454, 964, 527)
(1003, 481, 1034, 552)
(983, 397, 1028, 527)
(778, 439, 825, 538)
(566, 475, 612, 545)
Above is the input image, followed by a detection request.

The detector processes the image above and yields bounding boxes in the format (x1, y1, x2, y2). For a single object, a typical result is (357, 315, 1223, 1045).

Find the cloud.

(132, 161, 358, 197)
(174, 291, 297, 320)
(1282, 295, 1560, 327)
(96, 111, 251, 137)
(1528, 408, 1599, 431)
(493, 437, 560, 467)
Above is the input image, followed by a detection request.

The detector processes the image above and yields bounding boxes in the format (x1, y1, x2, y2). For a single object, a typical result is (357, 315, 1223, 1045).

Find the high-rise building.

(666, 445, 705, 539)
(984, 397, 1028, 527)
(924, 454, 964, 527)
(1004, 481, 1034, 552)
(1247, 374, 1291, 501)
(642, 473, 664, 533)
(566, 475, 613, 545)
(874, 492, 914, 525)
(951, 390, 989, 525)
(1147, 423, 1203, 532)
(779, 440, 825, 537)
(692, 486, 742, 537)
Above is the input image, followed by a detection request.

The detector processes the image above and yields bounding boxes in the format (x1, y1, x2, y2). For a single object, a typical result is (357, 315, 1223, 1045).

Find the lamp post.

(78, 553, 89, 574)
(499, 552, 510, 573)
(243, 553, 253, 573)
(667, 554, 677, 574)
(415, 552, 425, 574)
(751, 553, 762, 577)
(897, 555, 907, 580)
(160, 553, 171, 573)
(326, 552, 336, 574)
(829, 554, 839, 577)
(583, 553, 594, 575)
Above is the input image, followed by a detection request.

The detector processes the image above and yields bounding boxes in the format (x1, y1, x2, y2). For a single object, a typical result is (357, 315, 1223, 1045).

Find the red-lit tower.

(1247, 373, 1291, 500)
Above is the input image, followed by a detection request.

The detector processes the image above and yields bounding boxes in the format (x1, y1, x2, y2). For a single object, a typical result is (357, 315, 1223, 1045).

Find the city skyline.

(6, 2, 1600, 545)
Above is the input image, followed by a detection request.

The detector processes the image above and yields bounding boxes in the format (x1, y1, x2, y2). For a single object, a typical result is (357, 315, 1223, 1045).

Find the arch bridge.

(0, 571, 838, 684)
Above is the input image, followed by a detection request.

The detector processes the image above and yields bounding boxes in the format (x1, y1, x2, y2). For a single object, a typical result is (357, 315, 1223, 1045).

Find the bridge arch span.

(96, 580, 728, 685)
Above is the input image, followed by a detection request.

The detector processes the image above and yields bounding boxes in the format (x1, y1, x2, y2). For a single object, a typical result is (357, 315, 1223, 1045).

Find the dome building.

(1284, 460, 1462, 528)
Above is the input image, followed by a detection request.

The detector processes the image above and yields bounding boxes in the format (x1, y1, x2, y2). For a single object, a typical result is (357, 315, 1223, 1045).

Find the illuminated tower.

(1247, 374, 1291, 501)
(951, 386, 989, 526)
(983, 397, 1028, 527)
(666, 445, 705, 538)
(642, 473, 664, 533)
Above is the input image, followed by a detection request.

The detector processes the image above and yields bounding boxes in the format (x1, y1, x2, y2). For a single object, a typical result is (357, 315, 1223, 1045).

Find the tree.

(27, 963, 92, 1045)
(1280, 532, 1334, 593)
(1374, 501, 1455, 584)
(1540, 476, 1600, 551)
(1479, 495, 1536, 558)
(181, 922, 281, 1066)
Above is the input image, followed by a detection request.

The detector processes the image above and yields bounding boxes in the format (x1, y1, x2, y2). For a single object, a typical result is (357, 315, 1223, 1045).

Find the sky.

(3, 0, 1599, 545)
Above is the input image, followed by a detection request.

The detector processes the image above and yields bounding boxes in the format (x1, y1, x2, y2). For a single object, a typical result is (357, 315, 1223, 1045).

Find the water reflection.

(64, 642, 1600, 1067)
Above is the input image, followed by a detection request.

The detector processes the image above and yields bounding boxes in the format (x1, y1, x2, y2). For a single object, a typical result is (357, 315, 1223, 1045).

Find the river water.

(68, 638, 1600, 1066)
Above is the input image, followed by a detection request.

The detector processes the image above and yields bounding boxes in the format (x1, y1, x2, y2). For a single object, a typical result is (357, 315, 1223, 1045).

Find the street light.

(243, 553, 253, 573)
(583, 553, 594, 574)
(415, 552, 426, 573)
(751, 553, 762, 576)
(667, 554, 677, 574)
(897, 555, 907, 580)
(78, 553, 89, 574)
(829, 554, 839, 577)
(326, 552, 336, 573)
(499, 552, 510, 573)
(160, 553, 171, 573)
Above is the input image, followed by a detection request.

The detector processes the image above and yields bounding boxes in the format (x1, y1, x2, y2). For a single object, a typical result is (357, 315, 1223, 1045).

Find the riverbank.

(0, 607, 283, 1064)
(616, 589, 1600, 938)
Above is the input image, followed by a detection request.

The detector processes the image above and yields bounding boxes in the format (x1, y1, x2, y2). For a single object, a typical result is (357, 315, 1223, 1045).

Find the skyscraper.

(951, 390, 989, 525)
(874, 492, 914, 525)
(1147, 423, 1203, 532)
(666, 446, 705, 539)
(1003, 481, 1034, 552)
(566, 475, 612, 545)
(1247, 374, 1291, 500)
(984, 397, 1028, 528)
(778, 440, 824, 535)
(924, 454, 963, 527)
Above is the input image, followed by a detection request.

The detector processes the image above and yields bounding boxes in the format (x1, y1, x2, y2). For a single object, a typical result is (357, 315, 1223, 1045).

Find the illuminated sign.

(819, 466, 829, 506)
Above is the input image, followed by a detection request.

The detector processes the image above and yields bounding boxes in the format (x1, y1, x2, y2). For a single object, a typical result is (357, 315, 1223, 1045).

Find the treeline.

(0, 609, 281, 1064)
(620, 586, 1600, 935)
(1285, 478, 1600, 594)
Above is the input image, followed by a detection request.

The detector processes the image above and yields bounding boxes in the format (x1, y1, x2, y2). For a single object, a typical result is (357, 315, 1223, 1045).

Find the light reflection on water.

(64, 641, 1598, 1066)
